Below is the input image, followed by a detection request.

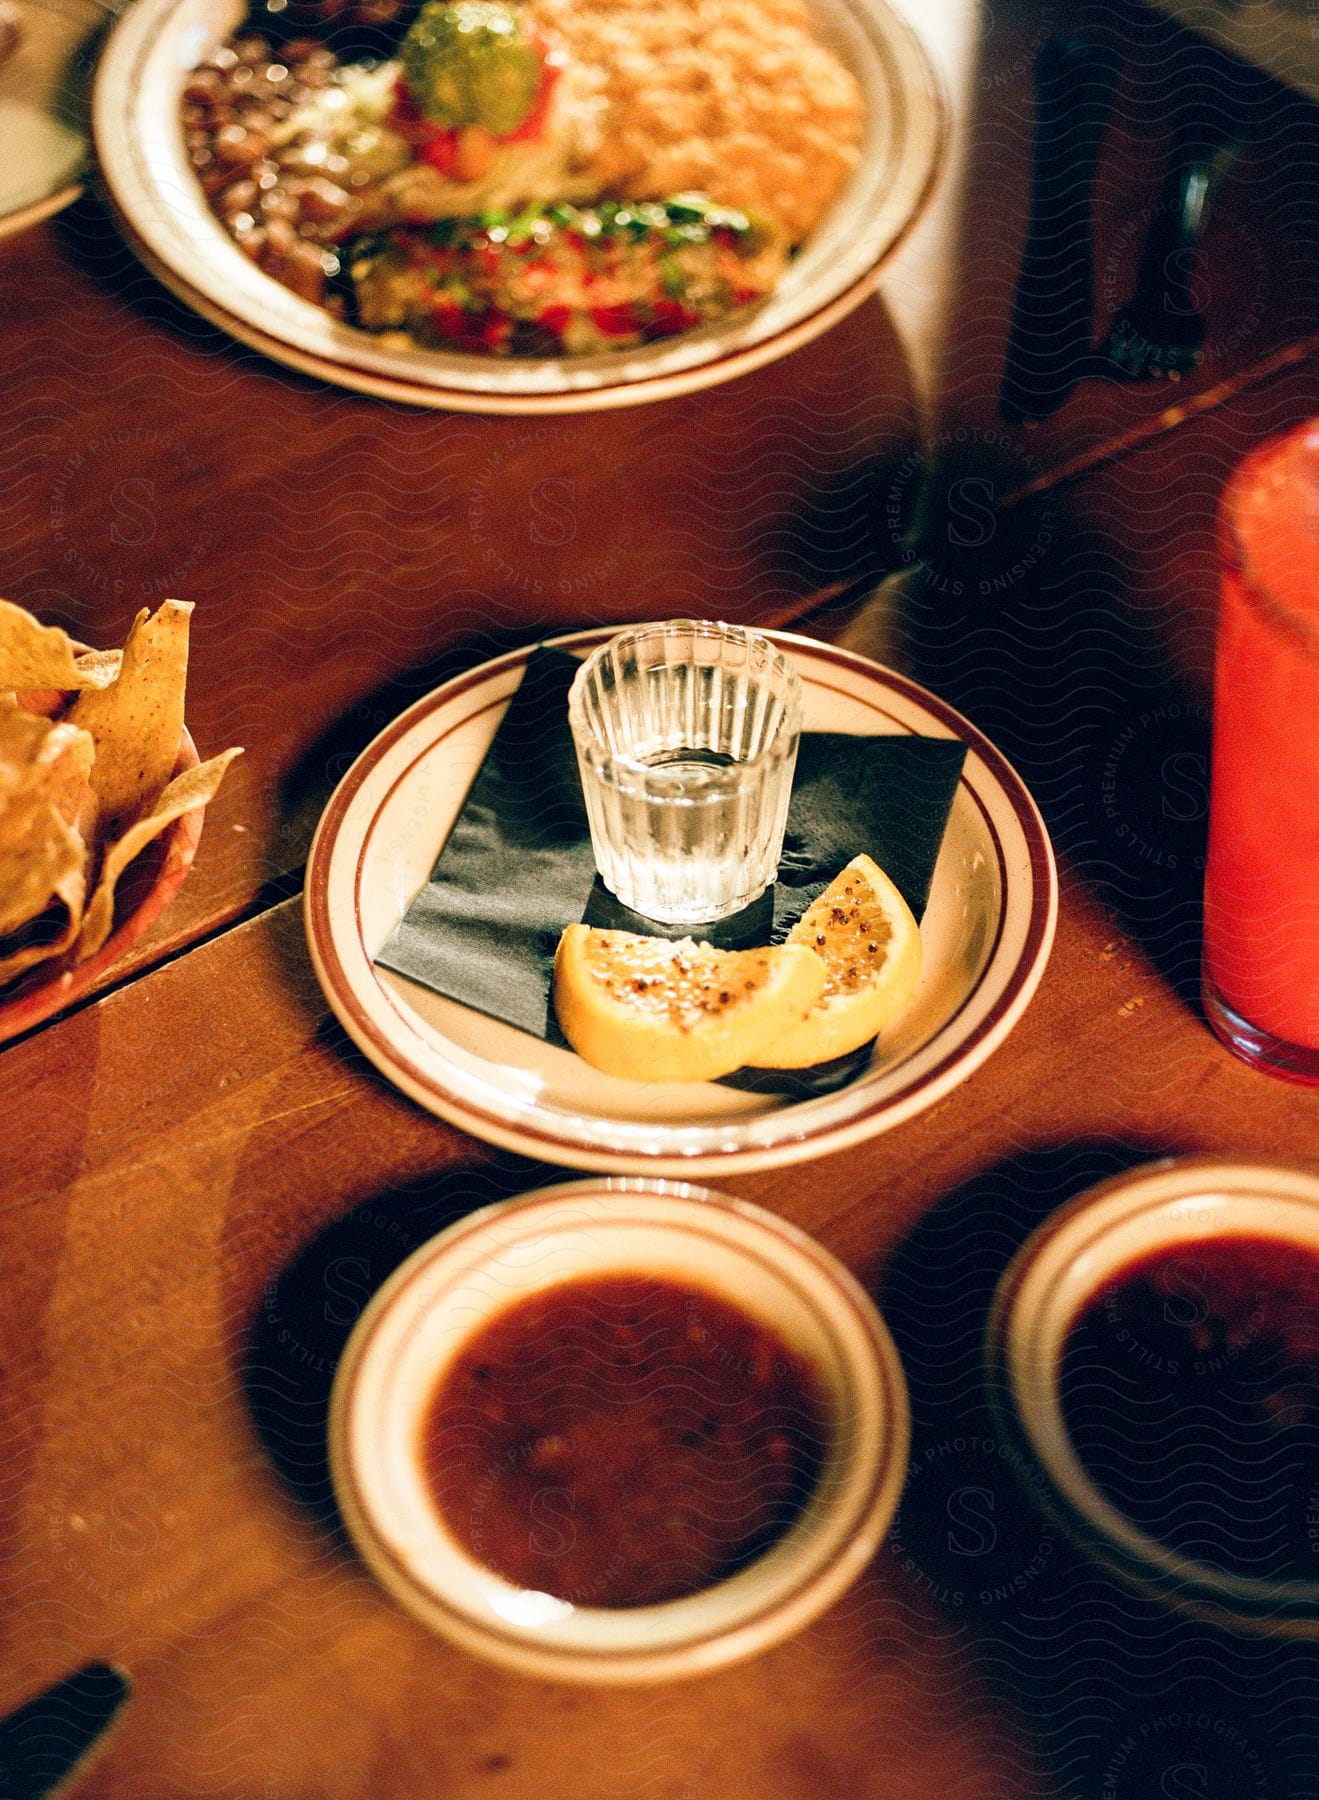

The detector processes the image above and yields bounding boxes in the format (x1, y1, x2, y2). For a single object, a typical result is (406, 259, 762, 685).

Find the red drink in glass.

(1201, 418, 1319, 1082)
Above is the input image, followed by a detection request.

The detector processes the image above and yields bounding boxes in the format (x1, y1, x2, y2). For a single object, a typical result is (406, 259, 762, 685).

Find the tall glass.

(568, 620, 802, 926)
(1201, 419, 1319, 1082)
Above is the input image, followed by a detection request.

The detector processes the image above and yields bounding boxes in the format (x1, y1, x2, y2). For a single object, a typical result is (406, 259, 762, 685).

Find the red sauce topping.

(418, 1273, 829, 1607)
(1060, 1234, 1319, 1584)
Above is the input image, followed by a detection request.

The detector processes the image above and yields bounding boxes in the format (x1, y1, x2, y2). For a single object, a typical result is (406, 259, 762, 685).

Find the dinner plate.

(91, 0, 946, 412)
(0, 0, 109, 239)
(304, 628, 1057, 1174)
(0, 726, 201, 1044)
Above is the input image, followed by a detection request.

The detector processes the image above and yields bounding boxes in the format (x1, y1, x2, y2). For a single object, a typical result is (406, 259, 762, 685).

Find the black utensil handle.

(0, 1664, 130, 1799)
(1128, 134, 1242, 322)
(999, 35, 1121, 425)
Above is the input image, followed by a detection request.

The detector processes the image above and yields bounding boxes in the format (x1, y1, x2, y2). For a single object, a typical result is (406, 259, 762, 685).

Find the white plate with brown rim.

(90, 0, 947, 412)
(0, 0, 111, 240)
(303, 627, 1057, 1174)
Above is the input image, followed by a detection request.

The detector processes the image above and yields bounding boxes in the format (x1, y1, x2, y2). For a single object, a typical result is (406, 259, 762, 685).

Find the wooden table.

(3, 0, 1319, 1793)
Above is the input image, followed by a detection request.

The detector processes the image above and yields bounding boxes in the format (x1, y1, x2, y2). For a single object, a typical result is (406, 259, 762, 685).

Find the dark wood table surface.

(3, 0, 1319, 1794)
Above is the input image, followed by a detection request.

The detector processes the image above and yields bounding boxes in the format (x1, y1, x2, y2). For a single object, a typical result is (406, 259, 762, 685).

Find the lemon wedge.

(747, 854, 922, 1068)
(553, 926, 826, 1084)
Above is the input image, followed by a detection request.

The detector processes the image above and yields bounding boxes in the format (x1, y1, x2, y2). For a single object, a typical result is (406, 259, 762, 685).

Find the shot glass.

(567, 620, 802, 925)
(1201, 418, 1319, 1083)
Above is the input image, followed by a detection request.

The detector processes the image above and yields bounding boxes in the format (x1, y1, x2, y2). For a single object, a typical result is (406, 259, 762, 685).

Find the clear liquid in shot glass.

(569, 623, 802, 926)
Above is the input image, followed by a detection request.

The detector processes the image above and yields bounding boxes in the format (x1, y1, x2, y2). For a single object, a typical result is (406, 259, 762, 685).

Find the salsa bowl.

(986, 1157, 1319, 1637)
(329, 1178, 910, 1681)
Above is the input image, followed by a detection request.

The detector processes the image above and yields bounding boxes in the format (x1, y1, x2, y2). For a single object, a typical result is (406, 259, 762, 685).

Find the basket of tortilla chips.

(0, 596, 241, 1041)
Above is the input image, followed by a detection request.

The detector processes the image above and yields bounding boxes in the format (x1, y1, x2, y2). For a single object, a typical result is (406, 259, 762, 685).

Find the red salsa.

(419, 1273, 829, 1607)
(1060, 1235, 1319, 1584)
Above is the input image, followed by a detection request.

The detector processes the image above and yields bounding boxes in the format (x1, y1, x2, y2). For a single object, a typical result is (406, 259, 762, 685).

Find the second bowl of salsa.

(986, 1157, 1319, 1636)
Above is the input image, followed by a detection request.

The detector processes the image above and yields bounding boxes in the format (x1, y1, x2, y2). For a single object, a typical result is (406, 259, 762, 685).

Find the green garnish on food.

(399, 0, 542, 133)
(346, 195, 786, 355)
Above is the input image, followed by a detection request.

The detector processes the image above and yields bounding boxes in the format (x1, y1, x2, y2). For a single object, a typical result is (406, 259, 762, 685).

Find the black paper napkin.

(376, 647, 966, 1095)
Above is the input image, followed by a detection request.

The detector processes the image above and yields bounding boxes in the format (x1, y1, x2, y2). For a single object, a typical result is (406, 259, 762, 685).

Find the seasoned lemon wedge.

(553, 926, 827, 1083)
(747, 854, 922, 1068)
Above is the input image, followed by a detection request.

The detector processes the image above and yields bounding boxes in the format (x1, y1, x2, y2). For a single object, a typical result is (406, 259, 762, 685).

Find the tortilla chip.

(40, 722, 96, 833)
(0, 704, 62, 767)
(0, 703, 96, 831)
(0, 787, 87, 940)
(76, 747, 242, 961)
(6, 655, 122, 724)
(0, 707, 93, 980)
(69, 600, 193, 839)
(0, 859, 86, 986)
(0, 599, 122, 691)
(74, 647, 123, 687)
